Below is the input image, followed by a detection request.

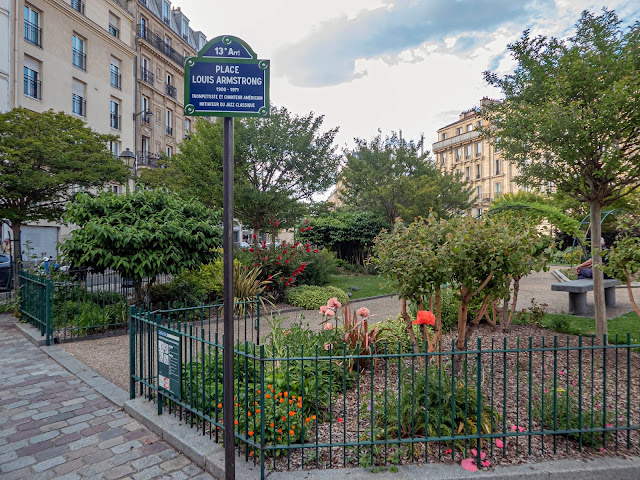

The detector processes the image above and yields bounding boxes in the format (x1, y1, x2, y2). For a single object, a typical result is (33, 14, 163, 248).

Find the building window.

(72, 35, 86, 70)
(110, 58, 121, 89)
(456, 148, 461, 161)
(141, 96, 151, 123)
(465, 145, 471, 158)
(112, 185, 120, 194)
(495, 159, 501, 175)
(110, 99, 120, 130)
(476, 164, 481, 179)
(166, 109, 173, 135)
(141, 58, 154, 84)
(72, 93, 85, 116)
(467, 124, 472, 132)
(184, 118, 191, 139)
(440, 152, 446, 165)
(166, 146, 172, 157)
(476, 142, 482, 156)
(109, 140, 120, 157)
(182, 18, 189, 40)
(476, 120, 482, 128)
(139, 17, 147, 39)
(441, 133, 447, 140)
(162, 1, 171, 24)
(70, 0, 85, 15)
(24, 5, 42, 47)
(476, 185, 482, 199)
(495, 182, 502, 197)
(477, 209, 483, 218)
(23, 59, 41, 99)
(465, 166, 471, 181)
(166, 73, 176, 98)
(108, 12, 119, 38)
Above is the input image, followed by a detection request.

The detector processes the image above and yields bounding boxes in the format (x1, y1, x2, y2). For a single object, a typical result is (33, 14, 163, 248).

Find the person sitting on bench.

(575, 237, 610, 279)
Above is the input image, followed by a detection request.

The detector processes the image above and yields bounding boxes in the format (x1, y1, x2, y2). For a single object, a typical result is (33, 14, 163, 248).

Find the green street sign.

(184, 35, 270, 118)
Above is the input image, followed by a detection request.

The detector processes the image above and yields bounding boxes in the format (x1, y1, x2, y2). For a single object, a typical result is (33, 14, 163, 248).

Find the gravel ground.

(60, 268, 639, 393)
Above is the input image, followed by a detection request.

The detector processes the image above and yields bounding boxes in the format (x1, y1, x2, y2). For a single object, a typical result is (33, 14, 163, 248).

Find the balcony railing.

(110, 70, 121, 89)
(166, 83, 176, 98)
(140, 67, 154, 85)
(70, 0, 84, 14)
(72, 48, 86, 70)
(137, 151, 163, 168)
(163, 17, 171, 26)
(137, 24, 186, 67)
(24, 21, 42, 47)
(432, 130, 480, 151)
(24, 76, 41, 99)
(72, 94, 86, 117)
(140, 114, 152, 125)
(166, 126, 173, 136)
(109, 24, 119, 38)
(110, 113, 121, 130)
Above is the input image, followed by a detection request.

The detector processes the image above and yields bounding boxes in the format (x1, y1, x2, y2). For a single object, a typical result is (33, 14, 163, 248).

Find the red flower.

(307, 226, 312, 230)
(313, 249, 319, 253)
(305, 243, 310, 248)
(413, 310, 436, 326)
(301, 227, 306, 232)
(249, 248, 254, 252)
(276, 261, 280, 265)
(252, 234, 257, 239)
(268, 275, 273, 280)
(305, 219, 310, 224)
(282, 249, 287, 254)
(337, 417, 344, 423)
(306, 248, 311, 253)
(277, 256, 282, 260)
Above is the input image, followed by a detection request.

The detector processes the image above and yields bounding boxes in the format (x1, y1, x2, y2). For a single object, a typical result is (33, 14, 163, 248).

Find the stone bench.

(551, 279, 619, 316)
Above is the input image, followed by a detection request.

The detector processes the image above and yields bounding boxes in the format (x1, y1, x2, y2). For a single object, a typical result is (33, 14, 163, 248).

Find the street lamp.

(133, 109, 153, 121)
(119, 148, 136, 191)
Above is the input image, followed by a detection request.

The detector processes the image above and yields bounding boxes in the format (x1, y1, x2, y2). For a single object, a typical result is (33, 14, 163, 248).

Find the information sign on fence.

(157, 327, 181, 398)
(184, 35, 270, 118)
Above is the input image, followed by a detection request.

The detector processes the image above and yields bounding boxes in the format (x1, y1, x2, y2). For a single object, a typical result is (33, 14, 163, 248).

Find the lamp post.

(119, 148, 136, 192)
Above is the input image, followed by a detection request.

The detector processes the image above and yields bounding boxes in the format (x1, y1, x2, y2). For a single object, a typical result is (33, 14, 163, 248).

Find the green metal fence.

(19, 270, 172, 344)
(130, 303, 640, 479)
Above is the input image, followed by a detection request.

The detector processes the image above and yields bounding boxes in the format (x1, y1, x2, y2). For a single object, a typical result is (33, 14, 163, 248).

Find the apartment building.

(3, 0, 206, 258)
(132, 0, 206, 170)
(432, 98, 521, 217)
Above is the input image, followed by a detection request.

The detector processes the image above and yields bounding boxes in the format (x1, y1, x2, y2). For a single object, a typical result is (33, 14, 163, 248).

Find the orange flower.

(247, 412, 252, 417)
(265, 394, 271, 399)
(284, 392, 288, 398)
(268, 384, 273, 390)
(217, 403, 222, 409)
(257, 389, 261, 394)
(270, 422, 275, 428)
(256, 409, 260, 414)
(279, 398, 284, 404)
(291, 425, 295, 429)
(234, 420, 238, 425)
(312, 415, 317, 420)
(248, 430, 254, 436)
(249, 451, 254, 457)
(413, 310, 436, 326)
(297, 402, 302, 409)
(289, 429, 294, 435)
(305, 417, 310, 423)
(289, 399, 293, 405)
(278, 436, 281, 441)
(278, 428, 282, 434)
(289, 411, 295, 417)
(281, 416, 286, 421)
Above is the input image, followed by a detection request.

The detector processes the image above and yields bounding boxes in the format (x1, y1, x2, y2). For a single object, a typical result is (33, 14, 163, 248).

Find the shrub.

(175, 257, 224, 300)
(149, 279, 205, 309)
(285, 285, 349, 310)
(294, 248, 337, 286)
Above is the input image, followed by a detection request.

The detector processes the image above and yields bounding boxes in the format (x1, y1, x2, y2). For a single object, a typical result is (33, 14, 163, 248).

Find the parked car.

(0, 253, 12, 291)
(236, 241, 250, 249)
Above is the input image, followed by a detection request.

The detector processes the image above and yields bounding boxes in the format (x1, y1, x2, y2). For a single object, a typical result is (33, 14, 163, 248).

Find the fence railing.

(130, 303, 640, 479)
(19, 270, 172, 344)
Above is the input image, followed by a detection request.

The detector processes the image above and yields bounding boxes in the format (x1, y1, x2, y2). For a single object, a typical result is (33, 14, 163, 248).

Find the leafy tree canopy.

(61, 190, 222, 297)
(481, 9, 640, 341)
(340, 132, 473, 228)
(0, 108, 128, 229)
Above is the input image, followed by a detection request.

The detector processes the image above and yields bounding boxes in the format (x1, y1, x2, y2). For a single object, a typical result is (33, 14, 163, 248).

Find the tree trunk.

(590, 200, 607, 343)
(503, 277, 520, 333)
(11, 223, 21, 294)
(401, 298, 420, 355)
(626, 275, 640, 318)
(456, 285, 471, 351)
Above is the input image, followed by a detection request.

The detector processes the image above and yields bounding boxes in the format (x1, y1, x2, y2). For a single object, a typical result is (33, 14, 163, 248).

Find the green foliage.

(285, 285, 349, 310)
(62, 190, 222, 283)
(297, 211, 387, 265)
(532, 386, 614, 448)
(148, 280, 205, 310)
(375, 315, 417, 354)
(0, 108, 127, 228)
(340, 132, 473, 228)
(52, 288, 127, 336)
(175, 256, 224, 300)
(294, 248, 336, 286)
(367, 363, 498, 444)
(327, 274, 395, 300)
(551, 247, 583, 266)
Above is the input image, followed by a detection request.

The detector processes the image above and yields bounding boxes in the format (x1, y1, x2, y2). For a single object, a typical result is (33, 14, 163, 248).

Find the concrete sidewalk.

(0, 315, 213, 480)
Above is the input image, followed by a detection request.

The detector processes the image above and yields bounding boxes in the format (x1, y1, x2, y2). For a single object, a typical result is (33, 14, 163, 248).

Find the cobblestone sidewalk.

(0, 319, 214, 480)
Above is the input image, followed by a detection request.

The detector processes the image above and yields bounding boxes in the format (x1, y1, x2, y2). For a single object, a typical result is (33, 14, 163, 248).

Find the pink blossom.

(460, 458, 477, 472)
(319, 305, 327, 314)
(444, 448, 452, 455)
(481, 460, 491, 468)
(606, 423, 613, 428)
(323, 343, 333, 351)
(325, 309, 335, 317)
(470, 449, 486, 460)
(511, 425, 525, 432)
(323, 322, 333, 330)
(600, 447, 606, 452)
(356, 307, 370, 318)
(495, 439, 504, 448)
(327, 297, 341, 309)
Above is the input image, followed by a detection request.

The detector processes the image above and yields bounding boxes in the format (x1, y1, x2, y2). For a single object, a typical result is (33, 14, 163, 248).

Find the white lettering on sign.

(190, 75, 263, 86)
(215, 65, 239, 74)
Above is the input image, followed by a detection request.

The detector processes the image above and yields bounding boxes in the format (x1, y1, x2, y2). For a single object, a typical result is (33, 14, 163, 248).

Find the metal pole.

(222, 116, 235, 480)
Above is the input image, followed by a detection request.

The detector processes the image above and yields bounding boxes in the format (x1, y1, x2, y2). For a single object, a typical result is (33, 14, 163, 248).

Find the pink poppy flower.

(320, 305, 327, 314)
(481, 460, 491, 467)
(470, 449, 486, 459)
(495, 439, 504, 448)
(323, 322, 333, 330)
(460, 458, 477, 472)
(327, 297, 341, 309)
(511, 425, 525, 432)
(325, 309, 335, 317)
(356, 307, 370, 318)
(444, 448, 452, 455)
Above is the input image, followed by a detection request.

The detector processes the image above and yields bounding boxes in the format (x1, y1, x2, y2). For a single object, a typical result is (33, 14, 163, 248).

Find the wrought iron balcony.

(110, 113, 121, 130)
(110, 69, 121, 89)
(432, 130, 480, 152)
(72, 94, 86, 117)
(136, 24, 186, 67)
(137, 151, 163, 168)
(72, 48, 86, 70)
(166, 126, 173, 136)
(24, 21, 42, 47)
(24, 76, 41, 99)
(140, 67, 154, 85)
(140, 113, 152, 125)
(166, 83, 176, 98)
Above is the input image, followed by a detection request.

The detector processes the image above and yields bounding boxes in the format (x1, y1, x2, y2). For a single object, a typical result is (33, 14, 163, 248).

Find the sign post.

(184, 35, 269, 480)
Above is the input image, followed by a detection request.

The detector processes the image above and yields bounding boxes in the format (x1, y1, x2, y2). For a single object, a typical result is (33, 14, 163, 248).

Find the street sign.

(184, 35, 270, 117)
(157, 327, 181, 398)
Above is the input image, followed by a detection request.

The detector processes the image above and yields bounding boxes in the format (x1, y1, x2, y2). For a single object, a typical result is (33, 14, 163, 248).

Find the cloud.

(276, 0, 552, 87)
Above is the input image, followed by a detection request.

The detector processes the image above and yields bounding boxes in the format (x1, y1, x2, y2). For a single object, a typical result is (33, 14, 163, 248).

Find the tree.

(61, 190, 222, 303)
(0, 108, 128, 285)
(482, 9, 640, 341)
(340, 132, 473, 228)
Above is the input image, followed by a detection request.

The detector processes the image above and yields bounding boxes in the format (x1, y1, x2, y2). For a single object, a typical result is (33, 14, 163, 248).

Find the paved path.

(0, 317, 214, 480)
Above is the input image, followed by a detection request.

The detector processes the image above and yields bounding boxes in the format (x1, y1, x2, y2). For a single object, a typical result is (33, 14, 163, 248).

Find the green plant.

(550, 315, 572, 334)
(175, 256, 224, 300)
(532, 385, 615, 448)
(149, 279, 205, 310)
(339, 304, 384, 371)
(515, 298, 548, 327)
(294, 248, 337, 286)
(285, 285, 348, 310)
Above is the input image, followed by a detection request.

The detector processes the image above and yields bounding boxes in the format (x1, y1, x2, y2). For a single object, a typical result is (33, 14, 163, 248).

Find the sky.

(177, 0, 639, 154)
